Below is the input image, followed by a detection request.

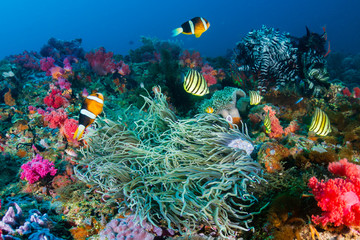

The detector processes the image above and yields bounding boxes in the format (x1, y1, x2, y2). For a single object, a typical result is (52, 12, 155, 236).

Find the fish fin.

(73, 125, 86, 141)
(195, 32, 202, 38)
(172, 27, 183, 37)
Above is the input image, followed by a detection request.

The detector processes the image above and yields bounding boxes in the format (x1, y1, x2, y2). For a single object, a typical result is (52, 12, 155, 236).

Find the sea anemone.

(75, 90, 265, 238)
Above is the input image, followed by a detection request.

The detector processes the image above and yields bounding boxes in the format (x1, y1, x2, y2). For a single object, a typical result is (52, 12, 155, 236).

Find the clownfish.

(73, 92, 104, 140)
(205, 106, 214, 114)
(172, 17, 210, 38)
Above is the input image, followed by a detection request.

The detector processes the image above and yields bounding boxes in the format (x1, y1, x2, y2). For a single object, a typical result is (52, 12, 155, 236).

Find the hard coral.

(308, 159, 360, 227)
(20, 154, 58, 184)
(99, 215, 162, 240)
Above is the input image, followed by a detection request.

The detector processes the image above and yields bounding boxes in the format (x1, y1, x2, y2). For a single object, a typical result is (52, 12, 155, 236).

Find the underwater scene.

(1, 1, 360, 239)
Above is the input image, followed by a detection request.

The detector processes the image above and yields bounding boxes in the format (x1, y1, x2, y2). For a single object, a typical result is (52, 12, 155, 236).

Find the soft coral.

(308, 159, 360, 227)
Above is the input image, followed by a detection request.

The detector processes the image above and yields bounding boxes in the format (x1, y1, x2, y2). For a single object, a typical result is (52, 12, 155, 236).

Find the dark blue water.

(1, 0, 359, 59)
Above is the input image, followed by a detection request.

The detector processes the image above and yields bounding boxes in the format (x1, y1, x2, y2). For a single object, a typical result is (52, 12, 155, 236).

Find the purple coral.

(0, 203, 62, 239)
(99, 215, 162, 240)
(20, 154, 57, 184)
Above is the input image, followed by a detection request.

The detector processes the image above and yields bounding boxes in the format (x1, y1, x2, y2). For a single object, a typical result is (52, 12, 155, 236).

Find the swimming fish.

(172, 17, 210, 38)
(295, 97, 303, 104)
(309, 108, 331, 136)
(73, 92, 104, 140)
(249, 91, 262, 105)
(263, 110, 272, 134)
(183, 69, 209, 96)
(205, 106, 214, 113)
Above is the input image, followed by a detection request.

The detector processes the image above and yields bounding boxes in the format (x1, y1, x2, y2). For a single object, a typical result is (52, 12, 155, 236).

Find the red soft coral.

(59, 118, 79, 145)
(44, 89, 69, 109)
(263, 105, 284, 138)
(354, 87, 360, 99)
(44, 108, 68, 129)
(308, 159, 360, 227)
(85, 47, 116, 75)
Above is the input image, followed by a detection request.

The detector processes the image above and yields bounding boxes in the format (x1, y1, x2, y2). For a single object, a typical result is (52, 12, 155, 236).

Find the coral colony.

(1, 24, 360, 240)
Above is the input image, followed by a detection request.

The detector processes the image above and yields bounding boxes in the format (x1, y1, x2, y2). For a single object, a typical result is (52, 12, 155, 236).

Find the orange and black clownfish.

(73, 92, 104, 140)
(172, 17, 210, 38)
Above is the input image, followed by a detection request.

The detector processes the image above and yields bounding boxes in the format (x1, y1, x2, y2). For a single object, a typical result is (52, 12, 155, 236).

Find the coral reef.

(75, 91, 265, 238)
(309, 159, 360, 227)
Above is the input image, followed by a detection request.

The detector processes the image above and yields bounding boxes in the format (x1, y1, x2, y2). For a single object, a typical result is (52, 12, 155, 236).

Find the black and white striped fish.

(183, 69, 209, 96)
(249, 90, 262, 105)
(309, 108, 331, 136)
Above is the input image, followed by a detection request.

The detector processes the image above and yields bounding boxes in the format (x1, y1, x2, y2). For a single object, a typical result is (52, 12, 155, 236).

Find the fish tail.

(73, 125, 86, 141)
(172, 27, 183, 37)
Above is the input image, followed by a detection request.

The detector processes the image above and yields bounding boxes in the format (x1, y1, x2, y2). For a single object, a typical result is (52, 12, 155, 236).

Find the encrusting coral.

(75, 89, 265, 238)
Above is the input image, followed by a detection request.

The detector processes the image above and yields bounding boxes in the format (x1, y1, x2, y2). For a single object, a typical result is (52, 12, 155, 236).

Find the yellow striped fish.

(264, 110, 272, 133)
(249, 90, 262, 105)
(183, 69, 209, 96)
(309, 108, 331, 136)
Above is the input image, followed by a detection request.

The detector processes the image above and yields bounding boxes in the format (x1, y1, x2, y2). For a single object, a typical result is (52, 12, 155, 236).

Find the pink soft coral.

(308, 159, 360, 227)
(20, 154, 57, 184)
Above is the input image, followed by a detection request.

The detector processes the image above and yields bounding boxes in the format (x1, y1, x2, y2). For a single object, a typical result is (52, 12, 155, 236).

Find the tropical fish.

(172, 17, 210, 38)
(73, 92, 104, 140)
(205, 106, 214, 113)
(295, 97, 303, 104)
(263, 110, 272, 133)
(183, 69, 209, 96)
(249, 91, 262, 105)
(309, 108, 331, 136)
(65, 148, 78, 157)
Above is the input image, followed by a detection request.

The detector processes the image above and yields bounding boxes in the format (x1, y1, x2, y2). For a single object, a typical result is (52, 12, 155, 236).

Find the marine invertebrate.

(40, 37, 85, 60)
(59, 118, 79, 144)
(179, 49, 203, 68)
(44, 108, 68, 129)
(85, 47, 117, 76)
(8, 50, 41, 70)
(20, 154, 57, 184)
(40, 57, 55, 75)
(44, 90, 70, 109)
(4, 89, 15, 106)
(308, 159, 360, 227)
(0, 202, 63, 239)
(99, 215, 162, 240)
(263, 105, 284, 138)
(233, 25, 329, 96)
(75, 91, 264, 238)
(199, 87, 246, 126)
